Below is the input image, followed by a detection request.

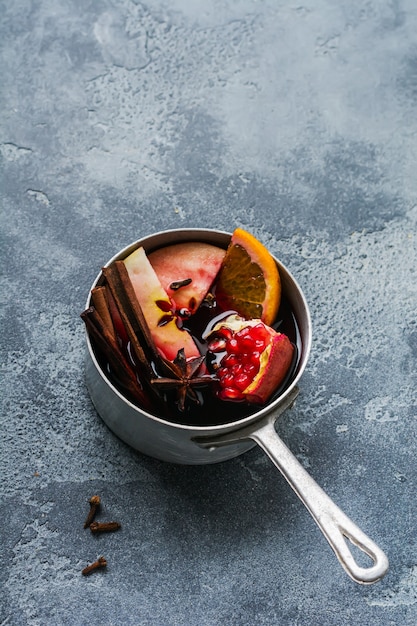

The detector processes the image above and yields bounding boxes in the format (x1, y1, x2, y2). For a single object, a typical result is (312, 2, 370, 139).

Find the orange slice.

(215, 228, 281, 325)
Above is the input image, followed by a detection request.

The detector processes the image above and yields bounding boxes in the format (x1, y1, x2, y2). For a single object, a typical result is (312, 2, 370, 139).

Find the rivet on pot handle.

(195, 387, 389, 585)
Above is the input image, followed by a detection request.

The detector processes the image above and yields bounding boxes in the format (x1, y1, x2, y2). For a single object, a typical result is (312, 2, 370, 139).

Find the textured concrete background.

(1, 0, 416, 624)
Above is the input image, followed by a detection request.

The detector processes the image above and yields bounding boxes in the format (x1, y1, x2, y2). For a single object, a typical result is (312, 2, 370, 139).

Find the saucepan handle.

(195, 387, 389, 584)
(251, 418, 389, 584)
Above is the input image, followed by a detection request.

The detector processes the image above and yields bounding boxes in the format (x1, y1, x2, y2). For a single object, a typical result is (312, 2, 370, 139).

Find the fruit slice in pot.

(148, 242, 226, 317)
(206, 314, 294, 404)
(123, 247, 200, 361)
(215, 228, 281, 326)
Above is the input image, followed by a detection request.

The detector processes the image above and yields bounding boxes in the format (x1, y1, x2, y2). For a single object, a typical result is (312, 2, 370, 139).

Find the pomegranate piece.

(206, 315, 294, 404)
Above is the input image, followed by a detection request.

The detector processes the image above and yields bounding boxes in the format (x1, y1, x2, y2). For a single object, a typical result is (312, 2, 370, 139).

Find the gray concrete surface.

(1, 1, 416, 624)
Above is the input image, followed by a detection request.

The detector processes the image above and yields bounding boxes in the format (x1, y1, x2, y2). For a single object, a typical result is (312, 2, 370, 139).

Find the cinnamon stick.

(91, 286, 116, 343)
(83, 259, 179, 415)
(81, 306, 152, 409)
(102, 261, 168, 378)
(105, 284, 130, 347)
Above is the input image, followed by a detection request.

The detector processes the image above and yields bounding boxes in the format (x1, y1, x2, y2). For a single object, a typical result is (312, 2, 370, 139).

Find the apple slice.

(148, 242, 225, 316)
(123, 247, 200, 361)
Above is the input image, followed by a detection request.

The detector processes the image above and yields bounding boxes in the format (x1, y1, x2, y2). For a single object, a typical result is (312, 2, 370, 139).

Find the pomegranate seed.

(218, 388, 245, 401)
(250, 351, 261, 365)
(234, 372, 251, 391)
(222, 354, 239, 368)
(219, 370, 235, 387)
(226, 338, 239, 353)
(208, 338, 227, 353)
(254, 338, 266, 350)
(236, 342, 249, 355)
(243, 363, 257, 377)
(217, 367, 229, 380)
(240, 335, 256, 351)
(216, 327, 233, 340)
(251, 324, 270, 341)
(235, 326, 251, 339)
(231, 363, 243, 376)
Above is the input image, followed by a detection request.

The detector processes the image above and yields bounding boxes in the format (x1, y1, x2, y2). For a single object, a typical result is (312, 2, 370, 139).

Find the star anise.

(151, 349, 214, 411)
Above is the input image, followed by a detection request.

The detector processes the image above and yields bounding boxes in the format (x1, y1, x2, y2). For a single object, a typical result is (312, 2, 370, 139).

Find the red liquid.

(92, 293, 302, 427)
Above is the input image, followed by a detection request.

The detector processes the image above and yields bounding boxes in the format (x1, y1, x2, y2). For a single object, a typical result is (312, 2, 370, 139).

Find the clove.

(169, 278, 192, 290)
(83, 495, 101, 529)
(81, 556, 107, 576)
(90, 521, 121, 534)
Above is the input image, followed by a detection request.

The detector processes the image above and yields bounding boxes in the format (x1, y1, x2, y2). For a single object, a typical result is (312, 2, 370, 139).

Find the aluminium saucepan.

(84, 228, 389, 585)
